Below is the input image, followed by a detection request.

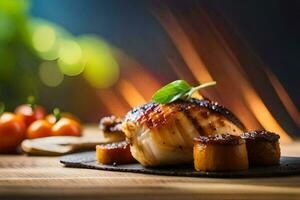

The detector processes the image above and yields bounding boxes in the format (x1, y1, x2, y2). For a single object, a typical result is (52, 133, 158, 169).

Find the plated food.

(241, 130, 280, 166)
(99, 116, 125, 142)
(122, 99, 245, 166)
(96, 141, 135, 165)
(97, 116, 135, 165)
(96, 80, 282, 172)
(194, 134, 248, 171)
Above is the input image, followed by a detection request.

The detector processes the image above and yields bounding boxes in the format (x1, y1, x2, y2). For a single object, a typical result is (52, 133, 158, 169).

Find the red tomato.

(26, 119, 52, 139)
(25, 107, 82, 138)
(51, 118, 81, 137)
(0, 112, 25, 153)
(15, 104, 46, 127)
(45, 112, 80, 125)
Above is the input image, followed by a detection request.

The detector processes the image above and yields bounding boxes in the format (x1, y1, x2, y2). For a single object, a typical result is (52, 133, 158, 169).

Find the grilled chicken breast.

(122, 98, 246, 167)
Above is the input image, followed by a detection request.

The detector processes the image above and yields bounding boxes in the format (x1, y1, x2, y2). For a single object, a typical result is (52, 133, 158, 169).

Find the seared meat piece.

(96, 141, 136, 165)
(241, 130, 280, 166)
(194, 134, 248, 171)
(122, 98, 245, 166)
(99, 116, 125, 142)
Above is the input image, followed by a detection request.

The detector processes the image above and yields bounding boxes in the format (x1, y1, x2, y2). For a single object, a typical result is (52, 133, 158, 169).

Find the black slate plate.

(60, 151, 300, 178)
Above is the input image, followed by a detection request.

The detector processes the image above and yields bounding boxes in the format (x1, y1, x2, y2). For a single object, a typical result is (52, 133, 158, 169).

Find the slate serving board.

(60, 151, 300, 178)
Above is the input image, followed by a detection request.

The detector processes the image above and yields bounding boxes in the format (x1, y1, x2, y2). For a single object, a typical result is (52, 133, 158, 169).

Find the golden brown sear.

(193, 134, 248, 172)
(99, 116, 125, 142)
(125, 99, 245, 133)
(241, 130, 280, 166)
(96, 141, 136, 165)
(123, 98, 246, 166)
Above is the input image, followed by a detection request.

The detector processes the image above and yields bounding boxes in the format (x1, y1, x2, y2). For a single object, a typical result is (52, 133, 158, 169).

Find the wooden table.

(1, 135, 300, 200)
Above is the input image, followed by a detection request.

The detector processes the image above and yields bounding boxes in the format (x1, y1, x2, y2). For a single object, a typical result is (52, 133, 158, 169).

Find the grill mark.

(183, 109, 204, 135)
(188, 99, 246, 131)
(124, 98, 246, 131)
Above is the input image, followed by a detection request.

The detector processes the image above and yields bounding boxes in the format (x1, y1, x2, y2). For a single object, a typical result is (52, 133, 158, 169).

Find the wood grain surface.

(0, 126, 300, 200)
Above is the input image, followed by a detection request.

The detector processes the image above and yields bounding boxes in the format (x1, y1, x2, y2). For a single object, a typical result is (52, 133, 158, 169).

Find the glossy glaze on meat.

(125, 99, 245, 131)
(194, 134, 245, 145)
(241, 130, 281, 166)
(122, 98, 246, 166)
(193, 134, 248, 172)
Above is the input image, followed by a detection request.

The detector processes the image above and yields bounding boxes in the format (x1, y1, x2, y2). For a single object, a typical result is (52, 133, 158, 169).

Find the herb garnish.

(152, 80, 216, 104)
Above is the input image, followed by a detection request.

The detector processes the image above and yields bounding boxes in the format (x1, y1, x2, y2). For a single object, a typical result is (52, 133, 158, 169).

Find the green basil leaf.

(151, 80, 217, 104)
(151, 80, 191, 104)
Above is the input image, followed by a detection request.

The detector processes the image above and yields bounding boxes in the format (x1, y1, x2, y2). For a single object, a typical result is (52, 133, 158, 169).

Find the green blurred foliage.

(0, 0, 119, 121)
(0, 0, 40, 111)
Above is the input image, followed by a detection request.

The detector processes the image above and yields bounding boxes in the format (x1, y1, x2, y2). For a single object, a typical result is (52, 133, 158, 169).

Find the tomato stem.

(53, 108, 61, 123)
(27, 96, 36, 110)
(0, 102, 5, 116)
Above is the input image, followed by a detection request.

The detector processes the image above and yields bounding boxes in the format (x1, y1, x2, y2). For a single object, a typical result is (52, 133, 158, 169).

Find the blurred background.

(0, 0, 299, 141)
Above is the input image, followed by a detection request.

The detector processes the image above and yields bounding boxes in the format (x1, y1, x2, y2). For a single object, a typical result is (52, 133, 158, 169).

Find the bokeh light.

(58, 39, 84, 76)
(30, 21, 60, 60)
(79, 35, 119, 88)
(39, 61, 64, 87)
(29, 18, 72, 61)
(29, 19, 120, 88)
(32, 25, 56, 52)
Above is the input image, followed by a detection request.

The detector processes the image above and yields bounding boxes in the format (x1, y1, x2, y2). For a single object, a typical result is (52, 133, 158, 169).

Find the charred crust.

(98, 141, 128, 149)
(187, 98, 245, 131)
(194, 134, 245, 145)
(99, 116, 123, 133)
(124, 101, 157, 123)
(183, 109, 204, 134)
(241, 130, 280, 142)
(124, 98, 245, 130)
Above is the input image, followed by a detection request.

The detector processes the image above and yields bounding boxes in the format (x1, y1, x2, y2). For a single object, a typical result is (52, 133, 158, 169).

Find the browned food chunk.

(193, 134, 248, 171)
(241, 130, 280, 166)
(99, 116, 125, 142)
(96, 141, 136, 165)
(122, 98, 246, 166)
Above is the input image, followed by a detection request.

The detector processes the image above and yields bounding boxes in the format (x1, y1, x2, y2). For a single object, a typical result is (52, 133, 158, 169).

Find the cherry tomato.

(0, 112, 26, 153)
(51, 118, 81, 137)
(15, 104, 46, 128)
(46, 112, 80, 124)
(26, 108, 82, 138)
(26, 119, 52, 139)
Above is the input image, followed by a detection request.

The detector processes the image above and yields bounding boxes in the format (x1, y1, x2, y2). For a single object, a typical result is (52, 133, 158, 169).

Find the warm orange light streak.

(155, 9, 213, 84)
(128, 69, 161, 100)
(265, 68, 300, 128)
(198, 8, 292, 141)
(165, 56, 203, 99)
(152, 3, 291, 142)
(192, 92, 203, 99)
(241, 84, 292, 142)
(97, 90, 128, 117)
(114, 49, 162, 100)
(118, 79, 147, 108)
(165, 55, 192, 81)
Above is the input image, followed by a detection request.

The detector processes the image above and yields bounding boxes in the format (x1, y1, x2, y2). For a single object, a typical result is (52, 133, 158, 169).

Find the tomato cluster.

(0, 97, 82, 153)
(27, 109, 81, 139)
